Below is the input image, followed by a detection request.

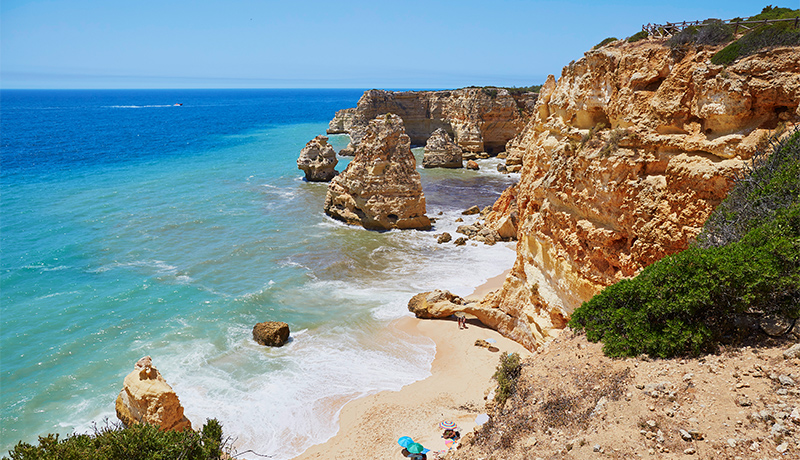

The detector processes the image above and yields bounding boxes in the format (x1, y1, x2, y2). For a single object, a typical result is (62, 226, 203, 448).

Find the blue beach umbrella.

(407, 442, 425, 453)
(398, 436, 414, 448)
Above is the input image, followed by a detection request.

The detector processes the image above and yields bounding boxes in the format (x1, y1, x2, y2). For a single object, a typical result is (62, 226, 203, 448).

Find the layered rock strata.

(115, 356, 192, 431)
(331, 88, 537, 156)
(324, 114, 431, 230)
(297, 135, 338, 182)
(326, 107, 356, 134)
(422, 128, 463, 168)
(485, 42, 800, 350)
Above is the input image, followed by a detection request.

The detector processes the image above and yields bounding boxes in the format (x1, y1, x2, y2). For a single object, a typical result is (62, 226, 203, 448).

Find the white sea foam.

(159, 319, 434, 460)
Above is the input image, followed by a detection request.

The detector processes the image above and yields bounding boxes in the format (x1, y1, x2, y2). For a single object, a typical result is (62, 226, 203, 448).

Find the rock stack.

(115, 356, 192, 431)
(297, 135, 338, 182)
(422, 128, 463, 168)
(324, 114, 431, 230)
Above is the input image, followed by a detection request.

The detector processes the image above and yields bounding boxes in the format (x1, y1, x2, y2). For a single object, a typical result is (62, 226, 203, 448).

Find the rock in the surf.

(324, 114, 431, 230)
(252, 321, 291, 347)
(297, 135, 338, 182)
(423, 128, 463, 169)
(115, 356, 192, 431)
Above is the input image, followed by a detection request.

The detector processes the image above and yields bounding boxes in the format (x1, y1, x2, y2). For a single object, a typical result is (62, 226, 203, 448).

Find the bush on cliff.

(668, 22, 735, 48)
(748, 5, 800, 21)
(5, 419, 227, 460)
(569, 130, 800, 358)
(628, 31, 649, 43)
(593, 37, 618, 49)
(493, 352, 521, 407)
(712, 20, 800, 65)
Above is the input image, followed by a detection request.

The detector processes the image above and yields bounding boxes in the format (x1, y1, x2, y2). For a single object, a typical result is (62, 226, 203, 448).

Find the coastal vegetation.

(492, 352, 521, 407)
(712, 18, 800, 64)
(569, 130, 800, 358)
(660, 6, 800, 65)
(474, 85, 542, 99)
(627, 30, 649, 42)
(4, 419, 227, 460)
(592, 37, 618, 49)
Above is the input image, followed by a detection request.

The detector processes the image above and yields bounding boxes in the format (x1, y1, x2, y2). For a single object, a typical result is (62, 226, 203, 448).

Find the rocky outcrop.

(333, 88, 537, 156)
(486, 42, 800, 350)
(115, 356, 192, 431)
(297, 135, 338, 182)
(408, 290, 536, 351)
(253, 321, 291, 346)
(324, 114, 431, 230)
(422, 128, 463, 168)
(327, 108, 356, 134)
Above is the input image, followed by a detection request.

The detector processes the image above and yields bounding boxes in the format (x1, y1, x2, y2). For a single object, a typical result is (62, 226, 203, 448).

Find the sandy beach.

(293, 270, 528, 460)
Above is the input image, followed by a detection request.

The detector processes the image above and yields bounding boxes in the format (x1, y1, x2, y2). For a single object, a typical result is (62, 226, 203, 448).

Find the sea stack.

(297, 135, 338, 182)
(324, 113, 431, 230)
(115, 356, 192, 431)
(422, 128, 463, 168)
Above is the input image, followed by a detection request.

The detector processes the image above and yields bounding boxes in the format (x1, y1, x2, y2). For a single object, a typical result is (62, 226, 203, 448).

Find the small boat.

(174, 103, 183, 106)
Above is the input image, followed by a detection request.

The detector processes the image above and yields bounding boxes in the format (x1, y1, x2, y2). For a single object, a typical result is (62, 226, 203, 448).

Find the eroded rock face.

(297, 135, 338, 182)
(253, 321, 291, 346)
(333, 88, 537, 156)
(327, 107, 356, 135)
(408, 290, 537, 351)
(422, 128, 463, 168)
(489, 42, 800, 350)
(115, 356, 192, 431)
(324, 114, 431, 230)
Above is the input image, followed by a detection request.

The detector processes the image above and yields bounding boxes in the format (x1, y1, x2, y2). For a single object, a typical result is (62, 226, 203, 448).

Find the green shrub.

(668, 26, 699, 48)
(695, 22, 735, 45)
(593, 37, 618, 50)
(569, 130, 800, 358)
(482, 87, 499, 99)
(506, 85, 543, 95)
(712, 22, 800, 65)
(669, 22, 734, 48)
(493, 352, 521, 407)
(628, 31, 649, 43)
(5, 419, 227, 460)
(700, 130, 800, 248)
(748, 5, 800, 21)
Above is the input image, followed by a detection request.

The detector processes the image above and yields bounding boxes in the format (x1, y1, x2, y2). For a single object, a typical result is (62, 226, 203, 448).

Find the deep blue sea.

(0, 89, 517, 458)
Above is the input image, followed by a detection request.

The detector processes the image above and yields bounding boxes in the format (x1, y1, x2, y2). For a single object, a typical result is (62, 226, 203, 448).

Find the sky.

(0, 0, 791, 89)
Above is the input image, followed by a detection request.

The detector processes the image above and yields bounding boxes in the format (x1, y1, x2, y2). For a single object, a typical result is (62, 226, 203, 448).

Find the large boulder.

(297, 135, 338, 182)
(115, 356, 192, 431)
(408, 290, 537, 351)
(324, 114, 431, 230)
(253, 321, 291, 346)
(422, 128, 463, 168)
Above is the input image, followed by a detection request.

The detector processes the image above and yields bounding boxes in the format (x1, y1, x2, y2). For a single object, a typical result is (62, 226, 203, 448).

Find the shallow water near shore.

(0, 89, 517, 458)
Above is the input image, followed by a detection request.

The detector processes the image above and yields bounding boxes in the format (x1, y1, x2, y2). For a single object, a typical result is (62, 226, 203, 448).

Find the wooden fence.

(643, 17, 800, 38)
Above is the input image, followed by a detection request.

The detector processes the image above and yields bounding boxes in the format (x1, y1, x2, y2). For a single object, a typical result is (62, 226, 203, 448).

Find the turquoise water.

(0, 90, 517, 458)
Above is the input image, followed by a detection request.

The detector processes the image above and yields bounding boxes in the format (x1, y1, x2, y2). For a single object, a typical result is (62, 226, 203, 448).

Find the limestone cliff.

(327, 107, 356, 135)
(332, 88, 537, 156)
(484, 41, 800, 349)
(324, 114, 431, 230)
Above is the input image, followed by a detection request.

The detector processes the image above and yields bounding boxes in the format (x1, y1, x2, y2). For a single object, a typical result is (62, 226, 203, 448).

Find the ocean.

(0, 89, 517, 458)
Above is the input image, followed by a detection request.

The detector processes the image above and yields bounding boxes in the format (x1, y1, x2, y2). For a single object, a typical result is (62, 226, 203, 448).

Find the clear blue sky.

(0, 0, 791, 89)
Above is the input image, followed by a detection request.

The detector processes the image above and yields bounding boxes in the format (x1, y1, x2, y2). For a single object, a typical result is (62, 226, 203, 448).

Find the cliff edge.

(330, 87, 537, 156)
(486, 40, 800, 349)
